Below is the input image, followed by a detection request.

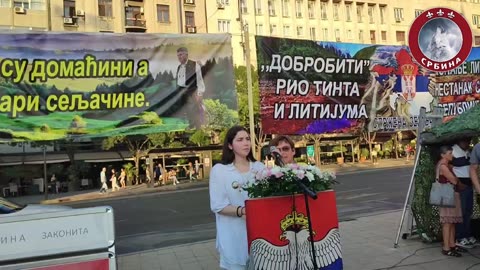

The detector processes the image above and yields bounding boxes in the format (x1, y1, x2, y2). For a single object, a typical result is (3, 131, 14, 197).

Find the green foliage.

(169, 141, 185, 148)
(123, 163, 135, 185)
(332, 145, 347, 153)
(176, 158, 188, 165)
(234, 66, 260, 127)
(212, 150, 222, 162)
(243, 165, 337, 198)
(40, 124, 50, 133)
(360, 148, 369, 158)
(189, 129, 210, 147)
(204, 99, 238, 130)
(130, 111, 162, 125)
(422, 104, 480, 144)
(411, 145, 441, 241)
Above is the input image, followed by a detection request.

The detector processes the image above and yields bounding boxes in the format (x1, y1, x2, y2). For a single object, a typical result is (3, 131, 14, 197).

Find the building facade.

(206, 0, 480, 65)
(0, 0, 207, 34)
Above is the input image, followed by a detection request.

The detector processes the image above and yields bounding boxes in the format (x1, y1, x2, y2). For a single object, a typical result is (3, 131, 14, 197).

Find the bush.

(360, 148, 369, 158)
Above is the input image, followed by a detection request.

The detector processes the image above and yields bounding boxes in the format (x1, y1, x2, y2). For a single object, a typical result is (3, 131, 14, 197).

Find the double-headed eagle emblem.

(248, 211, 342, 270)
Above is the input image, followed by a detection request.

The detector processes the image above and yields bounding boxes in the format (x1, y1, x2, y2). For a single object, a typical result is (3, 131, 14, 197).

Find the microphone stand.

(272, 154, 319, 270)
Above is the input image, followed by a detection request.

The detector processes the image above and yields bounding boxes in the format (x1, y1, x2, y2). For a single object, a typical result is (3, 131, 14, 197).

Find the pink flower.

(274, 171, 284, 178)
(295, 170, 305, 179)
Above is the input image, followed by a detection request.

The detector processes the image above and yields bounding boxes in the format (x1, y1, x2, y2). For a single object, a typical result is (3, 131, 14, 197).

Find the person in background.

(99, 167, 108, 194)
(269, 135, 296, 165)
(436, 145, 463, 257)
(371, 149, 378, 165)
(110, 168, 120, 192)
(154, 163, 164, 185)
(209, 125, 265, 270)
(119, 167, 127, 189)
(452, 138, 476, 248)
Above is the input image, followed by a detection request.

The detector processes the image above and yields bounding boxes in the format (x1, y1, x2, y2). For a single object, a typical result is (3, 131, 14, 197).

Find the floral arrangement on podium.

(244, 164, 343, 270)
(242, 163, 337, 198)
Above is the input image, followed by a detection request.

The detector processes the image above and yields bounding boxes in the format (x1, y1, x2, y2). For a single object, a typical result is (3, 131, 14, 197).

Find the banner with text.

(256, 36, 437, 134)
(435, 48, 480, 122)
(0, 33, 236, 142)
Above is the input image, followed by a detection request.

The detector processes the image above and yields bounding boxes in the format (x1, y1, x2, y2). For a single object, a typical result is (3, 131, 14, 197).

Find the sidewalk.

(117, 210, 480, 270)
(8, 159, 413, 206)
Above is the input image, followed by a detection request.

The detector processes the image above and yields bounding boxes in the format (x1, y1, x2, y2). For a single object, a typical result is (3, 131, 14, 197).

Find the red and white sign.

(245, 190, 343, 270)
(409, 7, 472, 72)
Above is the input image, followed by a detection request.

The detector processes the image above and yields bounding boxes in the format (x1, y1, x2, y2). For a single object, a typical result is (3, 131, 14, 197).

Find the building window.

(396, 31, 405, 42)
(14, 0, 29, 9)
(217, 20, 230, 32)
(283, 25, 290, 36)
(282, 0, 289, 17)
(381, 31, 387, 42)
(270, 24, 277, 35)
(415, 9, 423, 18)
(99, 0, 112, 17)
(63, 0, 75, 17)
(345, 4, 352, 21)
(320, 2, 327, 20)
(296, 0, 302, 17)
(31, 0, 46, 10)
(347, 29, 352, 40)
(185, 11, 195, 26)
(475, 36, 480, 46)
(368, 5, 375, 23)
(333, 3, 339, 21)
(309, 27, 316, 40)
(358, 30, 364, 42)
(268, 0, 275, 16)
(157, 5, 169, 22)
(379, 6, 386, 24)
(322, 28, 328, 40)
(473, 14, 480, 25)
(0, 0, 10, 7)
(308, 1, 314, 18)
(335, 29, 340, 41)
(256, 23, 263, 34)
(356, 4, 363, 23)
(297, 26, 303, 36)
(240, 0, 248, 13)
(255, 0, 262, 14)
(394, 8, 404, 22)
(370, 30, 376, 43)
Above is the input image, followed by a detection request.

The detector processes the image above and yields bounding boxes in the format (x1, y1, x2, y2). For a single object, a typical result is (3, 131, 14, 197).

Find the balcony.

(125, 18, 146, 32)
(185, 25, 196, 33)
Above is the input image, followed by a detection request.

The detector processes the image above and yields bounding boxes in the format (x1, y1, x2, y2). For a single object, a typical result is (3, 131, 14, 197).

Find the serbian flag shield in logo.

(246, 190, 343, 270)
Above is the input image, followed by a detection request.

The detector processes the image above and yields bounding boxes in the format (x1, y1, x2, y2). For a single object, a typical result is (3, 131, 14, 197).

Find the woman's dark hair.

(221, 125, 256, 164)
(434, 145, 453, 163)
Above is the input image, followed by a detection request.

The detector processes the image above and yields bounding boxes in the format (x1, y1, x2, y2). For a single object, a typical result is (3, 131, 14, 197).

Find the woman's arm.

(439, 165, 459, 185)
(209, 165, 246, 218)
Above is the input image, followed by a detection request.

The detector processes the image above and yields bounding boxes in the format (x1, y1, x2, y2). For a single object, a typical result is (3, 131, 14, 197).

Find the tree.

(189, 129, 210, 147)
(361, 131, 377, 161)
(203, 99, 238, 130)
(102, 133, 169, 184)
(235, 66, 264, 157)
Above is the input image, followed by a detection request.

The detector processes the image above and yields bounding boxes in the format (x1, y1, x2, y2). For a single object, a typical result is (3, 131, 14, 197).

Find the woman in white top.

(209, 125, 265, 270)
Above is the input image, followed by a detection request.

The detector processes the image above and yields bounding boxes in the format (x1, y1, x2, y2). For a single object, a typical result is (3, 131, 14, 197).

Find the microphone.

(269, 146, 285, 167)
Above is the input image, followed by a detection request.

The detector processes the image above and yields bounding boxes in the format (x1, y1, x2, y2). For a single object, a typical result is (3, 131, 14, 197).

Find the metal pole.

(237, 0, 256, 155)
(394, 143, 421, 247)
(43, 145, 48, 200)
(244, 24, 256, 155)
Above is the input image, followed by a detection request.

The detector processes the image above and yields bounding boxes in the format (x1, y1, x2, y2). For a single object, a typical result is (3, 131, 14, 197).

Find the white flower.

(305, 171, 315, 182)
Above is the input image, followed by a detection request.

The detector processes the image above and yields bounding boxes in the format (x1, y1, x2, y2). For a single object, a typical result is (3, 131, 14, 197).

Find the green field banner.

(0, 33, 237, 142)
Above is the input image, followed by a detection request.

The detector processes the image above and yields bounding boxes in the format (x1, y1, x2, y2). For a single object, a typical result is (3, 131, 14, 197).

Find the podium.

(245, 190, 343, 270)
